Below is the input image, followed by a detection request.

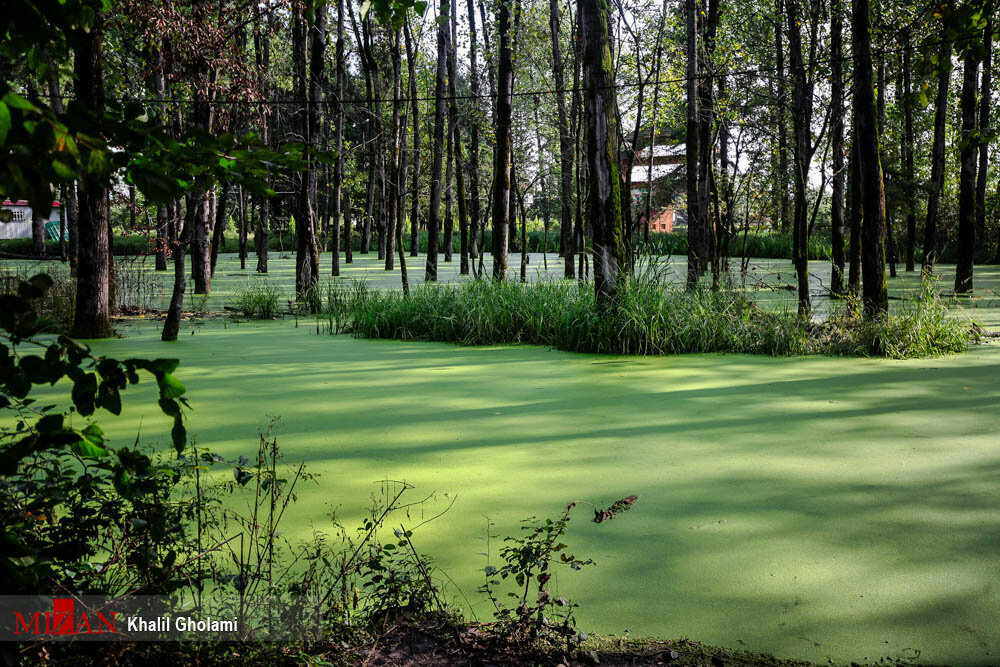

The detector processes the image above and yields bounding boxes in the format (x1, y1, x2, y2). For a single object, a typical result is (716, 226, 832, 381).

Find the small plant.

(481, 495, 639, 658)
(230, 278, 281, 319)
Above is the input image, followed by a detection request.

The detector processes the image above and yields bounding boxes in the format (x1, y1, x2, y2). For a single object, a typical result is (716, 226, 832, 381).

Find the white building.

(0, 200, 62, 240)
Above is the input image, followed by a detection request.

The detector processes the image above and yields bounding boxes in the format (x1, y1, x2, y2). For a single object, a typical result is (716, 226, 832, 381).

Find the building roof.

(634, 144, 686, 161)
(2, 200, 61, 208)
(630, 163, 682, 185)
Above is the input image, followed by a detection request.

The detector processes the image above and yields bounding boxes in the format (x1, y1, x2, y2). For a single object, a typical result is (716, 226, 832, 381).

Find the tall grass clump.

(343, 263, 975, 358)
(114, 256, 164, 313)
(230, 278, 281, 318)
(822, 279, 974, 358)
(0, 264, 76, 330)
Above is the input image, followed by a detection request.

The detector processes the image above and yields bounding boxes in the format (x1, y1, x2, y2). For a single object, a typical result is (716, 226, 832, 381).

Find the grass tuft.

(230, 279, 281, 319)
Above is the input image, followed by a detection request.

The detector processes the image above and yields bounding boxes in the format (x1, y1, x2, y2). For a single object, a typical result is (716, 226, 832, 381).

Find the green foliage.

(230, 278, 281, 318)
(0, 273, 193, 594)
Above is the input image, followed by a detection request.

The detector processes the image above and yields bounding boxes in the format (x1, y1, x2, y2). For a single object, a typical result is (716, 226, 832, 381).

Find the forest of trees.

(2, 0, 997, 334)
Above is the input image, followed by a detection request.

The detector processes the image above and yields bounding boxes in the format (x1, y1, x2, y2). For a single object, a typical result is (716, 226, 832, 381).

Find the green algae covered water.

(8, 254, 1000, 664)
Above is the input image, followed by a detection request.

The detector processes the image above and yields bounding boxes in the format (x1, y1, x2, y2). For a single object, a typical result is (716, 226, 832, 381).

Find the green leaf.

(149, 358, 180, 375)
(158, 397, 180, 417)
(36, 414, 64, 433)
(158, 372, 186, 399)
(72, 373, 97, 415)
(171, 413, 186, 453)
(19, 355, 49, 383)
(234, 467, 253, 486)
(72, 431, 109, 458)
(0, 102, 10, 145)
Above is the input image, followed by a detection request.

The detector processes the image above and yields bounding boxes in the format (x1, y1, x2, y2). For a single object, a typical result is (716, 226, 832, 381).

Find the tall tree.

(294, 0, 323, 301)
(975, 9, 993, 246)
(697, 0, 720, 277)
(785, 0, 816, 317)
(426, 0, 450, 281)
(955, 45, 980, 293)
(685, 0, 700, 289)
(467, 0, 483, 274)
(774, 0, 790, 234)
(829, 0, 847, 297)
(549, 0, 574, 278)
(405, 16, 421, 259)
(902, 28, 917, 272)
(921, 4, 954, 274)
(491, 0, 514, 280)
(446, 2, 470, 274)
(253, 5, 271, 274)
(71, 10, 112, 338)
(331, 0, 346, 275)
(852, 0, 887, 318)
(580, 0, 626, 307)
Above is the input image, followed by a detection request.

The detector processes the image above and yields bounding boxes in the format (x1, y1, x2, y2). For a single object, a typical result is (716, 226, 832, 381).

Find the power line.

(49, 31, 971, 109)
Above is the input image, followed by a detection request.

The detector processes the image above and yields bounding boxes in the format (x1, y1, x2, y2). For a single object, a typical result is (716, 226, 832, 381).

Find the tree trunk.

(162, 195, 195, 341)
(645, 0, 667, 248)
(549, 0, 574, 277)
(405, 17, 421, 259)
(902, 28, 916, 272)
(386, 27, 402, 272)
(293, 0, 321, 301)
(426, 0, 450, 281)
(697, 0, 719, 277)
(210, 181, 229, 276)
(786, 0, 812, 317)
(491, 0, 513, 280)
(239, 186, 248, 270)
(190, 187, 212, 294)
(467, 0, 483, 274)
(852, 0, 887, 318)
(685, 0, 700, 289)
(32, 212, 46, 255)
(975, 11, 993, 248)
(879, 60, 896, 280)
(922, 6, 953, 274)
(775, 0, 790, 234)
(447, 2, 469, 275)
(847, 131, 862, 297)
(331, 0, 345, 274)
(67, 181, 79, 275)
(830, 0, 846, 297)
(955, 48, 979, 294)
(580, 0, 627, 307)
(253, 5, 270, 274)
(444, 47, 455, 265)
(71, 11, 112, 339)
(58, 184, 67, 261)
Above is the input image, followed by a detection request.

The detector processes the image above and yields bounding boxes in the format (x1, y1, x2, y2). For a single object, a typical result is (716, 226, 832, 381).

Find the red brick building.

(628, 142, 685, 233)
